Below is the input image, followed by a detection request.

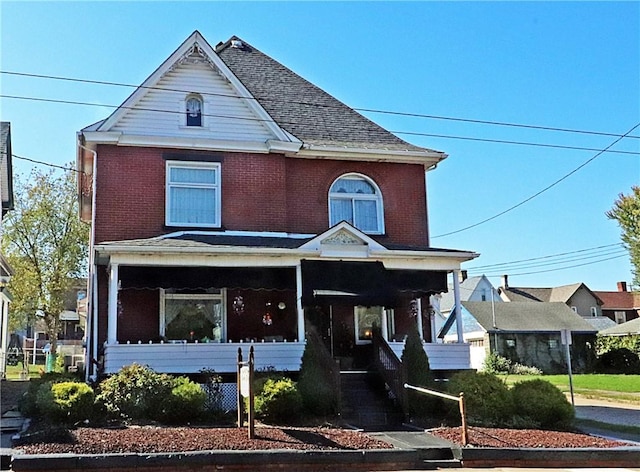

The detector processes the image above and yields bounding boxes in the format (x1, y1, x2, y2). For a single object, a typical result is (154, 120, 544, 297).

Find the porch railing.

(372, 330, 408, 415)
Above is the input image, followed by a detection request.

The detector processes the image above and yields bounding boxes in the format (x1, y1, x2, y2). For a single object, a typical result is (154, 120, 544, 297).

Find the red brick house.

(594, 282, 640, 324)
(77, 31, 477, 379)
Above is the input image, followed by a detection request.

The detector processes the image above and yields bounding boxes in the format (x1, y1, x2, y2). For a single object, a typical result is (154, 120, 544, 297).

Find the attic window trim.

(185, 94, 204, 127)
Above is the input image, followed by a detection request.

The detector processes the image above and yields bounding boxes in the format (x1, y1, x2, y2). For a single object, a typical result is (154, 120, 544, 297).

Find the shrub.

(298, 326, 339, 416)
(96, 364, 174, 420)
(160, 376, 206, 424)
(482, 352, 512, 374)
(401, 327, 439, 418)
(596, 348, 640, 374)
(36, 381, 95, 424)
(19, 372, 77, 417)
(511, 379, 574, 429)
(447, 371, 513, 426)
(254, 377, 302, 424)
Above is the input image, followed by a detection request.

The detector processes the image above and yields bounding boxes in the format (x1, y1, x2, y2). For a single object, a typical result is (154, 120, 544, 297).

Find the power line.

(482, 253, 627, 277)
(468, 248, 627, 274)
(12, 154, 82, 174)
(467, 243, 623, 270)
(2, 93, 639, 156)
(2, 69, 639, 141)
(431, 121, 640, 239)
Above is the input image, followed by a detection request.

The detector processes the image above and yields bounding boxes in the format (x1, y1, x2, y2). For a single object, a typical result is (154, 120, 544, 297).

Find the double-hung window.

(166, 161, 220, 227)
(329, 174, 384, 234)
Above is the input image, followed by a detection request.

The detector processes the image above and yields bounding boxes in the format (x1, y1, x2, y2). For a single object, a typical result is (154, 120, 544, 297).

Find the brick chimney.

(502, 274, 509, 289)
(617, 281, 628, 292)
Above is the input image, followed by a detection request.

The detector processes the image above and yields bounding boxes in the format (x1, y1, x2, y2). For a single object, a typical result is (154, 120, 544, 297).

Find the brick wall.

(94, 145, 429, 246)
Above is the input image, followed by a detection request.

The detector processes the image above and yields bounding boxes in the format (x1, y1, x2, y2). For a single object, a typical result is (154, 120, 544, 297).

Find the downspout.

(78, 137, 97, 382)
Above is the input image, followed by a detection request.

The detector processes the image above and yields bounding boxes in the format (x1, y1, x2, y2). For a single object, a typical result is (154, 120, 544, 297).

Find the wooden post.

(459, 392, 468, 446)
(248, 346, 255, 439)
(237, 347, 243, 428)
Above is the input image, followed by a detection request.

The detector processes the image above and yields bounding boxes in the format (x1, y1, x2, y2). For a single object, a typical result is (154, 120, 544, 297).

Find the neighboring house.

(594, 281, 640, 325)
(431, 273, 502, 342)
(76, 31, 478, 380)
(0, 122, 14, 378)
(498, 275, 613, 331)
(441, 301, 598, 373)
(599, 317, 640, 341)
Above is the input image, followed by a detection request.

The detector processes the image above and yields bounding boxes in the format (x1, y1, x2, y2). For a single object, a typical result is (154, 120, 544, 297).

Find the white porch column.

(416, 298, 424, 341)
(453, 270, 464, 343)
(295, 263, 305, 342)
(107, 263, 119, 345)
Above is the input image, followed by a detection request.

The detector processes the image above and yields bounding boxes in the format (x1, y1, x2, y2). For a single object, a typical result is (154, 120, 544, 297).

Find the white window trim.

(159, 289, 227, 341)
(165, 160, 221, 228)
(328, 173, 385, 234)
(183, 93, 204, 128)
(590, 306, 598, 317)
(614, 311, 627, 324)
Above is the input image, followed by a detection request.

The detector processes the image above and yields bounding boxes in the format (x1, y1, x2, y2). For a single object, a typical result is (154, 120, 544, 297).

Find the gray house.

(441, 301, 598, 373)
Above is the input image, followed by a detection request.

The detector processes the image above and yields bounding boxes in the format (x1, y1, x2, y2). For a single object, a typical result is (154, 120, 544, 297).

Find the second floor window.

(329, 174, 383, 234)
(166, 161, 220, 227)
(186, 95, 203, 127)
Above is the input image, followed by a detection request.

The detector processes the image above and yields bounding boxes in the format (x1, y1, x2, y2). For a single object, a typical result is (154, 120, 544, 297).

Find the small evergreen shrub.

(401, 327, 439, 418)
(596, 348, 640, 374)
(447, 371, 513, 426)
(96, 364, 174, 420)
(36, 381, 95, 423)
(511, 379, 574, 429)
(254, 377, 302, 424)
(19, 372, 76, 417)
(298, 326, 339, 416)
(482, 353, 543, 375)
(160, 377, 206, 424)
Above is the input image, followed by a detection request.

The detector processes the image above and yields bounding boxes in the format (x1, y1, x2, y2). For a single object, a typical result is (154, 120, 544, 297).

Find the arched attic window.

(329, 174, 384, 234)
(185, 94, 203, 127)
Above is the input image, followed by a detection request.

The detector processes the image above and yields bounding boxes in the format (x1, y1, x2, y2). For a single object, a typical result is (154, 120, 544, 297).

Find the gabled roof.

(500, 282, 603, 305)
(460, 301, 597, 333)
(81, 32, 445, 164)
(0, 122, 14, 216)
(215, 36, 439, 156)
(600, 317, 640, 336)
(593, 290, 640, 310)
(439, 275, 498, 312)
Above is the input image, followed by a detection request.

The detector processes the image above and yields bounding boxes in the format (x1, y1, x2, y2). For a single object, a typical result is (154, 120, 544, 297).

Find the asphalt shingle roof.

(600, 317, 640, 336)
(461, 301, 597, 333)
(216, 37, 439, 154)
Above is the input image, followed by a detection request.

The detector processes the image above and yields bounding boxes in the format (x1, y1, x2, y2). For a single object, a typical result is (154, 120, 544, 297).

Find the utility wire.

(467, 243, 623, 270)
(2, 93, 639, 156)
(2, 69, 639, 140)
(468, 248, 627, 273)
(483, 253, 627, 277)
(12, 154, 82, 174)
(431, 122, 640, 239)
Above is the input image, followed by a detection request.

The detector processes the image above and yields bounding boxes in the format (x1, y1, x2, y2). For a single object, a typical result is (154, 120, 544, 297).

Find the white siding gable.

(110, 53, 275, 142)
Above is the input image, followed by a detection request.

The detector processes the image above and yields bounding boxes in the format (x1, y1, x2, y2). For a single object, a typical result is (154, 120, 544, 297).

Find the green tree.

(2, 167, 89, 357)
(607, 186, 640, 287)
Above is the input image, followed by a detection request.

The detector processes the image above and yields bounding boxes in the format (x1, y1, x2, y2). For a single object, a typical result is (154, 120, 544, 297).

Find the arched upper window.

(185, 94, 203, 127)
(329, 174, 384, 234)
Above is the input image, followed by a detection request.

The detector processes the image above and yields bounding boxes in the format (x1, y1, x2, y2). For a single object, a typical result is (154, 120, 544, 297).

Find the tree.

(1, 166, 89, 358)
(607, 186, 640, 288)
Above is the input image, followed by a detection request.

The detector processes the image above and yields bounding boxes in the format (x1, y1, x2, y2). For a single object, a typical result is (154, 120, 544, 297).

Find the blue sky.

(1, 1, 638, 291)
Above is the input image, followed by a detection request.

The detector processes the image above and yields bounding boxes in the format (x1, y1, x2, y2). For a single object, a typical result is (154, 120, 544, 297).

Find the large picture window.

(166, 161, 220, 227)
(329, 174, 383, 234)
(160, 291, 225, 342)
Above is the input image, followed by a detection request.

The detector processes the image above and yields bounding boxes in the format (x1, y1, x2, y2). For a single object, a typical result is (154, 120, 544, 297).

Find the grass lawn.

(504, 374, 640, 403)
(4, 363, 46, 380)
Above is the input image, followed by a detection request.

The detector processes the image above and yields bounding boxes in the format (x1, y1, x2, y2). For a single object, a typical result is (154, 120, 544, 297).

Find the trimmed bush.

(96, 364, 174, 420)
(298, 326, 340, 416)
(447, 371, 513, 426)
(160, 377, 206, 424)
(254, 377, 302, 424)
(401, 327, 439, 418)
(19, 372, 77, 417)
(36, 381, 95, 424)
(511, 379, 574, 429)
(596, 348, 640, 374)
